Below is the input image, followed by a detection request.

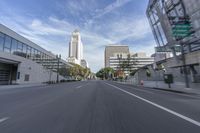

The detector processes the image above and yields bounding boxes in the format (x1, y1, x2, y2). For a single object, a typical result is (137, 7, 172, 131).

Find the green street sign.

(172, 30, 190, 34)
(172, 33, 191, 37)
(172, 23, 193, 37)
(174, 24, 191, 28)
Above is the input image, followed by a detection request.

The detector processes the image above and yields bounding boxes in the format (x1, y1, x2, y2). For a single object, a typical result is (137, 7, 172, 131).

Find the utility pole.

(169, 10, 193, 88)
(180, 42, 190, 88)
(49, 59, 53, 84)
(56, 54, 61, 83)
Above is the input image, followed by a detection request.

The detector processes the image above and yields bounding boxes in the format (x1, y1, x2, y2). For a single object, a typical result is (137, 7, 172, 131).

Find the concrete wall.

(126, 51, 200, 89)
(0, 52, 66, 84)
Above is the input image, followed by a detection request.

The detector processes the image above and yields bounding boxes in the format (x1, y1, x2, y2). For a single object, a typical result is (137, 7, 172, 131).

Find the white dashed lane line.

(0, 117, 9, 123)
(76, 86, 83, 89)
(75, 83, 90, 89)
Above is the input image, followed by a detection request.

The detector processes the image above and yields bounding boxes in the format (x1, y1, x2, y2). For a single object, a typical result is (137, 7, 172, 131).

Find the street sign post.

(169, 16, 194, 88)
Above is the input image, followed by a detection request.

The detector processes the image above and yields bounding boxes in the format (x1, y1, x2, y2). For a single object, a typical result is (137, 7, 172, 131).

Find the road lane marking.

(0, 117, 9, 123)
(133, 88, 154, 94)
(105, 83, 200, 127)
(113, 82, 155, 94)
(75, 83, 90, 89)
(114, 82, 199, 99)
(76, 85, 83, 89)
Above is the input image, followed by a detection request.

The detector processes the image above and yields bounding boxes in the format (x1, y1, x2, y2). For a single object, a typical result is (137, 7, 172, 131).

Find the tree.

(58, 64, 91, 80)
(96, 69, 104, 79)
(117, 54, 138, 76)
(58, 67, 70, 77)
(96, 67, 114, 79)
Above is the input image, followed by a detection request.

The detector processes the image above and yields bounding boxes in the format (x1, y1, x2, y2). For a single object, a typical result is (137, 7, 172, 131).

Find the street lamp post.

(56, 54, 61, 83)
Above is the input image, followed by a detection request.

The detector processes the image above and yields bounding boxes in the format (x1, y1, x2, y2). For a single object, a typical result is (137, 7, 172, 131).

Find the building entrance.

(0, 62, 18, 85)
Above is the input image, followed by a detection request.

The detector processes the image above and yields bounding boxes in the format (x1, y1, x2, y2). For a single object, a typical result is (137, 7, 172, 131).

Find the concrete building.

(68, 30, 83, 65)
(146, 0, 200, 53)
(139, 0, 200, 88)
(67, 56, 79, 64)
(109, 52, 154, 75)
(104, 45, 154, 75)
(67, 30, 89, 68)
(0, 24, 72, 85)
(151, 52, 173, 62)
(81, 59, 89, 68)
(105, 45, 129, 67)
(129, 51, 200, 90)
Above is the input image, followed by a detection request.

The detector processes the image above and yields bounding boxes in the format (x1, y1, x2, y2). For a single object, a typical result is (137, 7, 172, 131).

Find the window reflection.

(11, 39, 17, 55)
(0, 32, 4, 51)
(0, 31, 55, 64)
(4, 35, 11, 53)
(26, 46, 31, 59)
(22, 43, 27, 58)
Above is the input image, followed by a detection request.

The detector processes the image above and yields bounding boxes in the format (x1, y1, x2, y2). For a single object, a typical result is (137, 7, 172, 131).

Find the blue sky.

(0, 0, 156, 72)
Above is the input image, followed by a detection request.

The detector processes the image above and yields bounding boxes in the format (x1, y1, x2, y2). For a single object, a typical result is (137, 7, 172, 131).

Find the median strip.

(105, 82, 200, 127)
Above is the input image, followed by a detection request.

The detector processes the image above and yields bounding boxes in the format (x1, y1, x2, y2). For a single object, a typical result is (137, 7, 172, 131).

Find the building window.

(15, 42, 24, 57)
(17, 42, 23, 51)
(17, 72, 20, 79)
(11, 39, 18, 55)
(31, 48, 35, 60)
(32, 49, 36, 60)
(26, 46, 31, 59)
(35, 50, 41, 59)
(41, 53, 45, 59)
(22, 43, 27, 58)
(4, 35, 12, 53)
(24, 74, 30, 81)
(0, 32, 5, 51)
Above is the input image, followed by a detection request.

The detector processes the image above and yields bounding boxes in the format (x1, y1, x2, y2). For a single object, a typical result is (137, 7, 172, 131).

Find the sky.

(0, 0, 156, 72)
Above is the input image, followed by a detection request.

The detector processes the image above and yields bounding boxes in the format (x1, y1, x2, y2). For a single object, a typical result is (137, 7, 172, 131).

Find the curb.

(112, 81, 200, 95)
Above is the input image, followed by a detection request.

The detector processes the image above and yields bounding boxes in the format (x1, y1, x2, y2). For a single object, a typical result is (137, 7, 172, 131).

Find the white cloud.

(0, 0, 156, 72)
(0, 15, 154, 72)
(94, 0, 132, 19)
(129, 40, 156, 56)
(29, 19, 68, 36)
(56, 0, 97, 17)
(103, 16, 151, 43)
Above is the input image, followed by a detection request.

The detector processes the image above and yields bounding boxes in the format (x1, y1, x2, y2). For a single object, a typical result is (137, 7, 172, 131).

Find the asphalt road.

(0, 80, 200, 133)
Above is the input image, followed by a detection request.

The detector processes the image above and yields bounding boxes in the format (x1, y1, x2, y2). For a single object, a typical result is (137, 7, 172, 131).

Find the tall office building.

(105, 45, 129, 67)
(104, 45, 154, 75)
(67, 30, 89, 68)
(68, 30, 83, 65)
(109, 52, 154, 75)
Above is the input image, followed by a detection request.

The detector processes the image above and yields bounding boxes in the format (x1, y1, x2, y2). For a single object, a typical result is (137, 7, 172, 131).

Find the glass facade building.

(0, 24, 71, 84)
(146, 0, 200, 52)
(0, 31, 54, 61)
(0, 24, 69, 71)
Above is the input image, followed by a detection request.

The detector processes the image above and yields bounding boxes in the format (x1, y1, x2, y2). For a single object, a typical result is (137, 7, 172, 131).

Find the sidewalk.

(139, 85, 200, 95)
(0, 83, 47, 90)
(114, 81, 200, 95)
